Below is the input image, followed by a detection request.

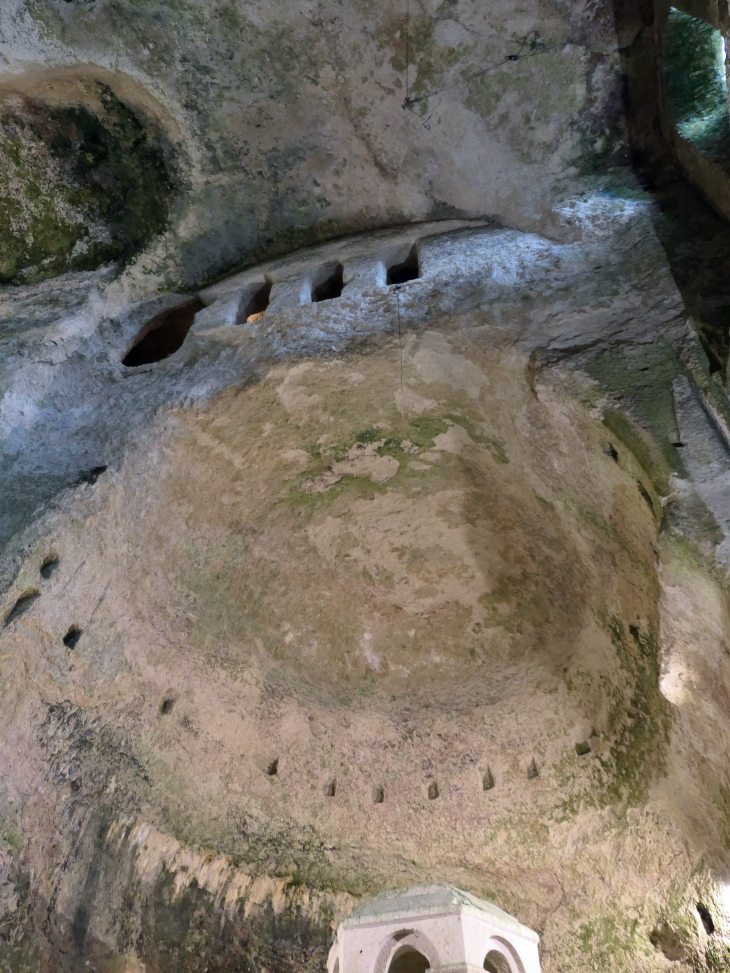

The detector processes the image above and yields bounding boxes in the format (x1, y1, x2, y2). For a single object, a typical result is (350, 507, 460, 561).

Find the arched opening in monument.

(388, 946, 430, 973)
(312, 264, 344, 302)
(323, 777, 336, 797)
(387, 245, 420, 285)
(663, 8, 730, 163)
(483, 950, 512, 973)
(427, 781, 439, 799)
(122, 298, 205, 367)
(241, 281, 273, 323)
(484, 937, 526, 973)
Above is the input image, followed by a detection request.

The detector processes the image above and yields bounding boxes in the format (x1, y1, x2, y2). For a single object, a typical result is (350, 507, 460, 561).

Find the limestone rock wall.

(6, 0, 730, 969)
(0, 0, 627, 289)
(1, 208, 730, 971)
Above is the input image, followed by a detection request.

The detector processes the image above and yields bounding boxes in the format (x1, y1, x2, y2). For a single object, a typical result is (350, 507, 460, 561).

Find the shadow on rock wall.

(0, 76, 178, 286)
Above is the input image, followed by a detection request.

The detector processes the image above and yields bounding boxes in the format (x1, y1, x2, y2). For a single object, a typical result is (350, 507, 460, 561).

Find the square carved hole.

(387, 245, 420, 285)
(240, 281, 272, 324)
(312, 265, 344, 303)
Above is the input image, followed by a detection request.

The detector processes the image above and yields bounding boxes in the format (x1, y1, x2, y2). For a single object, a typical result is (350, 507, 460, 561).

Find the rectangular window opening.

(387, 245, 420, 286)
(312, 264, 344, 303)
(239, 281, 272, 324)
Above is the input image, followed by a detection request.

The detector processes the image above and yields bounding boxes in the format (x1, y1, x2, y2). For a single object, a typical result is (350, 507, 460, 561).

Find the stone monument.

(328, 884, 541, 973)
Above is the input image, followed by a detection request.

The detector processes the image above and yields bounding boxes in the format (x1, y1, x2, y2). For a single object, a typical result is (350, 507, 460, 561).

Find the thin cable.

(395, 284, 403, 391)
(402, 32, 548, 127)
(405, 0, 410, 106)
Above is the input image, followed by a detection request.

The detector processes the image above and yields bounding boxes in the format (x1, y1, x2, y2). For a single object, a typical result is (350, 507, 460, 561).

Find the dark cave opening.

(387, 245, 420, 285)
(312, 265, 344, 302)
(40, 557, 60, 580)
(2, 591, 39, 629)
(63, 627, 82, 650)
(615, 0, 730, 374)
(122, 298, 205, 367)
(697, 902, 715, 935)
(241, 281, 273, 322)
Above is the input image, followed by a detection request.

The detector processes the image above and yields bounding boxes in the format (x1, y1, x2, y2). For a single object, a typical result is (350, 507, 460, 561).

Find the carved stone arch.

(372, 929, 440, 973)
(483, 936, 526, 973)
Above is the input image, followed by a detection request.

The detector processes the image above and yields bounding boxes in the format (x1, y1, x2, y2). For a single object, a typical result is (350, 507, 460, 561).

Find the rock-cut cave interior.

(8, 0, 730, 970)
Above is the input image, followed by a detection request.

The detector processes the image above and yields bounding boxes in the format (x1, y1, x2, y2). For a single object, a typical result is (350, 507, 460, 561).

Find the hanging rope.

(395, 283, 404, 391)
(405, 0, 410, 108)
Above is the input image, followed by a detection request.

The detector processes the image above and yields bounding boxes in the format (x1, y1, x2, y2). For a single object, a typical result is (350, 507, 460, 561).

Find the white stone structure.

(328, 885, 540, 973)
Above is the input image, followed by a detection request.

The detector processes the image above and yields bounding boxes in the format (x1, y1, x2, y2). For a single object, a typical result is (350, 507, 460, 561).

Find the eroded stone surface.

(0, 0, 628, 288)
(1, 196, 730, 973)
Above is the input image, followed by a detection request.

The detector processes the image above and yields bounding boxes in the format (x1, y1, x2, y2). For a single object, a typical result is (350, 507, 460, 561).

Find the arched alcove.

(483, 937, 526, 973)
(484, 950, 512, 973)
(388, 946, 430, 973)
(372, 927, 440, 973)
(0, 67, 179, 285)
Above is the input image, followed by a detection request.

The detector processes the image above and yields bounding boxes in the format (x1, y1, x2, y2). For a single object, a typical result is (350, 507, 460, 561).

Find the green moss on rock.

(0, 85, 177, 285)
(596, 618, 671, 805)
(140, 872, 330, 973)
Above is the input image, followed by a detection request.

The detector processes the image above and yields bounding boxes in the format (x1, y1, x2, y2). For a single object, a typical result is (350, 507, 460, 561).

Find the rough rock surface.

(0, 0, 626, 288)
(5, 0, 730, 970)
(1, 198, 730, 972)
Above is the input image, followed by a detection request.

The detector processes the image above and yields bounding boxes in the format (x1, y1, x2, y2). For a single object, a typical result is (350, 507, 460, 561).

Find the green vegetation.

(1, 825, 24, 856)
(587, 338, 687, 493)
(664, 8, 730, 163)
(0, 85, 177, 285)
(572, 911, 648, 973)
(597, 618, 671, 805)
(665, 8, 727, 121)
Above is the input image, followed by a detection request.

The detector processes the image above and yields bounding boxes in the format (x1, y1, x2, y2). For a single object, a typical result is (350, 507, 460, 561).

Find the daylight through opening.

(664, 8, 730, 163)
